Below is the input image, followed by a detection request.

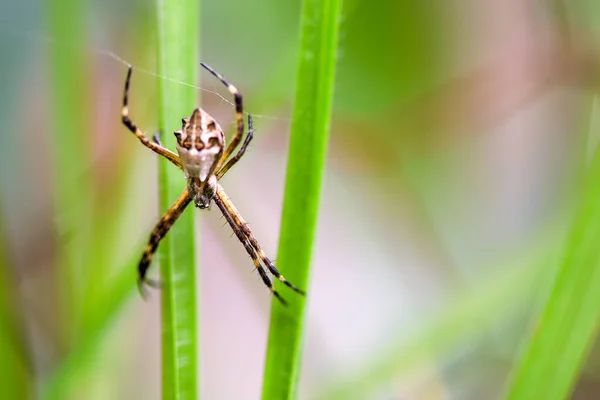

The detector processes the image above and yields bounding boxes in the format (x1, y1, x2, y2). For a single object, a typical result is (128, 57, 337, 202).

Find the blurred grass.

(42, 0, 145, 398)
(46, 0, 91, 344)
(0, 213, 31, 399)
(504, 97, 600, 400)
(261, 0, 340, 398)
(156, 0, 200, 398)
(315, 224, 564, 399)
(42, 253, 138, 398)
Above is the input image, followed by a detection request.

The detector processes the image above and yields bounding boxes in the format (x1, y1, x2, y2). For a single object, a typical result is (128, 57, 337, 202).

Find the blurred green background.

(1, 0, 600, 399)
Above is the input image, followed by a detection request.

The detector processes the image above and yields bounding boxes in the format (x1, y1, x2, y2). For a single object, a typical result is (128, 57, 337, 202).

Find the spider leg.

(216, 114, 254, 179)
(247, 238, 306, 296)
(214, 184, 306, 298)
(121, 66, 182, 170)
(212, 189, 288, 305)
(200, 62, 245, 172)
(138, 188, 192, 298)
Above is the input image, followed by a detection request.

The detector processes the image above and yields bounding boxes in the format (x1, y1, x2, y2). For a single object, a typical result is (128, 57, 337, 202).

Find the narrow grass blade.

(156, 0, 200, 398)
(0, 214, 31, 399)
(42, 253, 138, 398)
(45, 0, 91, 343)
(504, 101, 600, 400)
(262, 0, 341, 398)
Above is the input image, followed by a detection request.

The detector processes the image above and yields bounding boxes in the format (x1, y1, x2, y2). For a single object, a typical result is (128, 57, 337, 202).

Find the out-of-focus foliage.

(0, 213, 31, 399)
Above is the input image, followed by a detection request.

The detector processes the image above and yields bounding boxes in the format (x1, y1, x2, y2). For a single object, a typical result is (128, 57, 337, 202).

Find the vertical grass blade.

(42, 254, 138, 398)
(156, 0, 200, 398)
(0, 214, 31, 399)
(504, 100, 600, 400)
(46, 0, 90, 342)
(261, 0, 340, 398)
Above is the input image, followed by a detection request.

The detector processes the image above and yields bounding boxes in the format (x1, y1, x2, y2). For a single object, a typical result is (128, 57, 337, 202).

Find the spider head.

(174, 108, 224, 207)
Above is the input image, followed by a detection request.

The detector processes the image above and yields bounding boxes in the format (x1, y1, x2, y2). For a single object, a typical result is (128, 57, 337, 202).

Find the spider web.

(0, 26, 291, 124)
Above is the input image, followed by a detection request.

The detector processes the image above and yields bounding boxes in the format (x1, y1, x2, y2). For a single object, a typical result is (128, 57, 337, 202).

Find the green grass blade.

(156, 0, 200, 398)
(504, 99, 600, 400)
(262, 0, 340, 398)
(46, 0, 90, 343)
(0, 213, 31, 399)
(42, 254, 138, 398)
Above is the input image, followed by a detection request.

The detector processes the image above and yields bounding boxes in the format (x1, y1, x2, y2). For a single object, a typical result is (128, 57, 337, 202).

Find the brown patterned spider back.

(174, 108, 224, 208)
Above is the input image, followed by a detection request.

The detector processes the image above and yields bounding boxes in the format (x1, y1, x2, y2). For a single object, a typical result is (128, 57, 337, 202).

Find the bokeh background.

(1, 0, 600, 399)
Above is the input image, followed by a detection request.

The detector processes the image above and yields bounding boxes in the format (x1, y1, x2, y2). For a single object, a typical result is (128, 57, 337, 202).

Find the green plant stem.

(261, 0, 340, 398)
(46, 0, 90, 344)
(156, 0, 200, 398)
(504, 98, 600, 400)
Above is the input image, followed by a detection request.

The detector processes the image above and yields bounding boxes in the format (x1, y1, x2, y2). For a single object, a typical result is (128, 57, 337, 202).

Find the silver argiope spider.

(121, 63, 305, 304)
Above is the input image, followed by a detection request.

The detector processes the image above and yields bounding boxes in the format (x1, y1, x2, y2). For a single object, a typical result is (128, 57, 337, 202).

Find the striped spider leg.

(121, 64, 305, 303)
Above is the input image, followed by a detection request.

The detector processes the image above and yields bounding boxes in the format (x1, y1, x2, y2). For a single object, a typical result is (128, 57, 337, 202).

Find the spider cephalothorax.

(120, 63, 305, 304)
(175, 108, 224, 208)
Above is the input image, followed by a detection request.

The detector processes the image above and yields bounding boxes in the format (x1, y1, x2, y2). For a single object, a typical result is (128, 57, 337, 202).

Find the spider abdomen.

(174, 108, 224, 208)
(174, 108, 225, 178)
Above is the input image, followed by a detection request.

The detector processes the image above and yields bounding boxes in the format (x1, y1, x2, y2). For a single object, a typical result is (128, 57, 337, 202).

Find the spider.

(121, 63, 305, 304)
